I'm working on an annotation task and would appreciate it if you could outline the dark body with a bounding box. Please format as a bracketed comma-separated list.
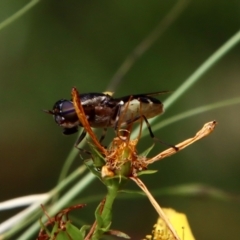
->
[46, 92, 165, 140]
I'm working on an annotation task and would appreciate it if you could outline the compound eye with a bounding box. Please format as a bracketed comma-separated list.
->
[60, 100, 74, 115]
[52, 100, 77, 125]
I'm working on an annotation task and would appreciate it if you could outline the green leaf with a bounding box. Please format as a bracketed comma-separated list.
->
[103, 174, 129, 190]
[54, 222, 84, 240]
[106, 229, 131, 239]
[79, 225, 91, 237]
[94, 202, 104, 227]
[136, 169, 158, 176]
[139, 143, 155, 157]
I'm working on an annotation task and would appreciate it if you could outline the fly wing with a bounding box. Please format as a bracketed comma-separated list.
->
[140, 90, 171, 97]
[114, 91, 170, 103]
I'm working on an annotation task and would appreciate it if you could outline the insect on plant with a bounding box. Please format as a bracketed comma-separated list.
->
[70, 87, 155, 178]
[71, 86, 217, 240]
[71, 87, 217, 177]
[44, 90, 174, 147]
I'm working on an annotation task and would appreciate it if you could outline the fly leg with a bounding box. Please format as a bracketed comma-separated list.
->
[113, 101, 125, 131]
[142, 115, 178, 151]
[112, 101, 128, 140]
[76, 127, 108, 147]
[75, 129, 87, 146]
[99, 128, 108, 143]
[74, 129, 95, 159]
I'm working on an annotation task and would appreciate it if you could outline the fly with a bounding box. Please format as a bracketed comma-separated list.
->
[44, 91, 170, 146]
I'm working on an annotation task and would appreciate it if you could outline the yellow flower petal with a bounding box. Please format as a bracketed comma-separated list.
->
[144, 208, 195, 240]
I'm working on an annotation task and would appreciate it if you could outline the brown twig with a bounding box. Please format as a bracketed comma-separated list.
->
[146, 121, 217, 164]
[130, 177, 181, 240]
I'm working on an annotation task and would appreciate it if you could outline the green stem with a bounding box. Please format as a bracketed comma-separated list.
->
[131, 28, 240, 138]
[92, 186, 118, 239]
[101, 186, 118, 225]
[164, 29, 240, 109]
[15, 170, 94, 240]
[0, 0, 40, 31]
[106, 0, 190, 91]
[2, 166, 86, 239]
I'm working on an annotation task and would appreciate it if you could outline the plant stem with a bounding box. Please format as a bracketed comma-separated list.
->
[107, 0, 190, 91]
[131, 28, 240, 139]
[0, 0, 40, 31]
[164, 29, 240, 109]
[91, 186, 118, 240]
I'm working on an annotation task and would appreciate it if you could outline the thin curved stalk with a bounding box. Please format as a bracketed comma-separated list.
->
[0, 0, 40, 31]
[107, 0, 190, 91]
[132, 29, 240, 139]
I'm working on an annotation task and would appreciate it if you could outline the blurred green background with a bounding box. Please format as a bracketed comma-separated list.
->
[0, 0, 240, 239]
